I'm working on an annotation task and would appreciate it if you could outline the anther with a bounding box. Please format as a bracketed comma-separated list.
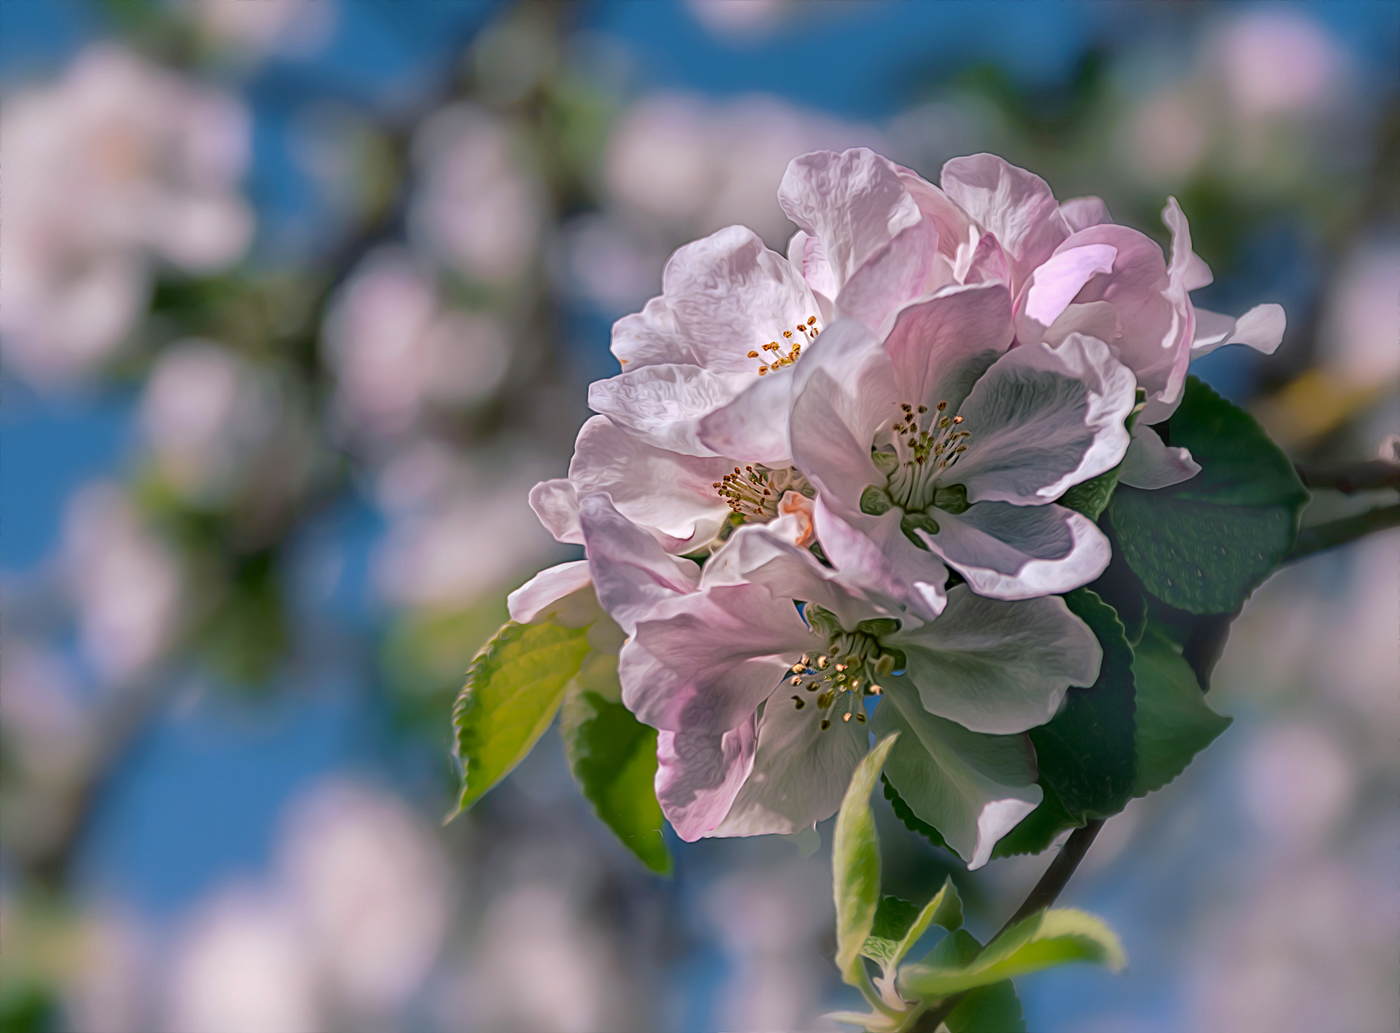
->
[842, 712, 853, 723]
[789, 676, 802, 686]
[792, 696, 806, 710]
[747, 350, 759, 358]
[807, 316, 816, 325]
[936, 401, 947, 411]
[783, 330, 793, 339]
[867, 684, 882, 696]
[820, 719, 831, 731]
[855, 712, 867, 724]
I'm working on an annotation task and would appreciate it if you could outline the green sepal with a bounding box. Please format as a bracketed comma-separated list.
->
[933, 483, 970, 514]
[900, 510, 940, 548]
[861, 485, 895, 515]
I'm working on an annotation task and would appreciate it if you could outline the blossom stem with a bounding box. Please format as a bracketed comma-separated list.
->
[909, 820, 1106, 1032]
[1286, 503, 1400, 563]
[1295, 459, 1400, 494]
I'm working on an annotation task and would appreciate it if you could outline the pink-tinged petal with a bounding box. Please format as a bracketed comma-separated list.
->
[834, 215, 939, 338]
[953, 334, 1136, 505]
[702, 318, 889, 466]
[709, 693, 869, 837]
[873, 680, 1041, 869]
[588, 363, 734, 456]
[921, 502, 1111, 600]
[888, 586, 1101, 735]
[789, 363, 894, 506]
[656, 717, 757, 842]
[529, 478, 582, 545]
[1191, 303, 1286, 358]
[1021, 243, 1118, 328]
[507, 561, 595, 625]
[883, 283, 1015, 417]
[813, 497, 949, 620]
[610, 225, 817, 377]
[577, 494, 699, 635]
[893, 164, 980, 272]
[1118, 422, 1201, 490]
[620, 581, 813, 732]
[568, 416, 731, 552]
[786, 229, 839, 310]
[778, 149, 922, 289]
[1140, 198, 1199, 423]
[1058, 196, 1110, 232]
[963, 231, 1010, 286]
[941, 154, 1069, 292]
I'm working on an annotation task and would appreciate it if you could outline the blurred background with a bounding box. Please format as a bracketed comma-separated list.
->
[1, 2, 1397, 1031]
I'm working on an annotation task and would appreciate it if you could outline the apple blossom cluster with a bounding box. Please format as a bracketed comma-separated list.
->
[497, 149, 1284, 868]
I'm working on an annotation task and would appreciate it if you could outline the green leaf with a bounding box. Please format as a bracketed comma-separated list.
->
[833, 733, 899, 985]
[1059, 464, 1121, 521]
[561, 657, 672, 874]
[1108, 377, 1308, 615]
[1131, 628, 1232, 797]
[943, 980, 1026, 1033]
[451, 619, 593, 816]
[989, 783, 1082, 860]
[1028, 589, 1136, 821]
[861, 879, 964, 971]
[900, 908, 1126, 999]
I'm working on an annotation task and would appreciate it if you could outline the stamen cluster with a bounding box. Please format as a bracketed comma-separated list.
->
[784, 648, 893, 731]
[714, 464, 809, 520]
[746, 315, 818, 375]
[886, 400, 970, 510]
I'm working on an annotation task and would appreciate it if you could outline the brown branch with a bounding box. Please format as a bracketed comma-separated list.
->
[1286, 502, 1400, 563]
[1295, 459, 1400, 494]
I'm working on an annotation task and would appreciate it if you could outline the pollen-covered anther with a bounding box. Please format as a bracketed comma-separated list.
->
[792, 695, 806, 710]
[842, 712, 853, 723]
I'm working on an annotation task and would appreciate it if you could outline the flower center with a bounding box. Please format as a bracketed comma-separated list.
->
[746, 316, 819, 375]
[713, 464, 811, 521]
[781, 614, 901, 731]
[859, 400, 973, 548]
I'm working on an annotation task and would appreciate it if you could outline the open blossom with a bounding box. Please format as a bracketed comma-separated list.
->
[790, 287, 1135, 616]
[1, 46, 253, 388]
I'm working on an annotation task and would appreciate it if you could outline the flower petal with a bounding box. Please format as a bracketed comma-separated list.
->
[833, 216, 939, 339]
[578, 494, 699, 634]
[887, 585, 1101, 735]
[1190, 303, 1286, 358]
[1020, 243, 1117, 329]
[884, 283, 1014, 417]
[588, 363, 734, 456]
[779, 149, 922, 289]
[921, 502, 1111, 600]
[506, 560, 595, 625]
[940, 154, 1068, 292]
[1058, 196, 1110, 232]
[656, 717, 757, 842]
[529, 478, 582, 545]
[611, 224, 816, 376]
[1118, 421, 1201, 490]
[873, 680, 1041, 869]
[709, 691, 869, 837]
[787, 228, 839, 311]
[569, 416, 732, 551]
[813, 497, 949, 620]
[953, 334, 1136, 505]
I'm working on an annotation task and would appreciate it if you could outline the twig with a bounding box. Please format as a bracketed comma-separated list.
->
[1286, 503, 1400, 563]
[910, 820, 1106, 1032]
[1295, 459, 1400, 494]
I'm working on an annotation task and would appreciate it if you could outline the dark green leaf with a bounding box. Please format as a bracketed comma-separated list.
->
[944, 981, 1026, 1033]
[870, 895, 923, 944]
[989, 783, 1082, 860]
[1028, 589, 1136, 821]
[1059, 464, 1121, 521]
[1108, 377, 1308, 615]
[451, 619, 593, 816]
[561, 663, 672, 874]
[1131, 628, 1232, 796]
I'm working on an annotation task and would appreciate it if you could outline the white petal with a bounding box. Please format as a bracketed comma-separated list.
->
[778, 149, 922, 289]
[528, 478, 582, 545]
[833, 216, 939, 339]
[953, 334, 1136, 505]
[887, 585, 1101, 735]
[787, 228, 839, 305]
[1058, 196, 1110, 232]
[1021, 243, 1117, 329]
[922, 502, 1111, 600]
[1139, 198, 1199, 423]
[884, 283, 1014, 416]
[873, 682, 1041, 869]
[656, 718, 757, 842]
[569, 416, 732, 552]
[578, 494, 699, 635]
[506, 560, 595, 625]
[940, 154, 1068, 292]
[1190, 303, 1286, 358]
[588, 363, 734, 456]
[813, 497, 949, 620]
[1118, 421, 1201, 490]
[611, 224, 817, 376]
[710, 691, 869, 837]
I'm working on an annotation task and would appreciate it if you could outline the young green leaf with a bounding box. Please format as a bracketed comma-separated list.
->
[561, 658, 672, 874]
[1130, 628, 1232, 797]
[1028, 589, 1137, 821]
[942, 980, 1026, 1033]
[861, 878, 964, 972]
[1108, 377, 1308, 615]
[450, 619, 593, 817]
[833, 733, 899, 986]
[900, 908, 1126, 999]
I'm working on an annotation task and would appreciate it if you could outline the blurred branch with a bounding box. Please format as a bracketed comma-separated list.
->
[1287, 503, 1400, 564]
[911, 820, 1107, 1032]
[1295, 459, 1400, 494]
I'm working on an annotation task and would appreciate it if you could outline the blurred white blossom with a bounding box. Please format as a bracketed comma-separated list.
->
[1317, 241, 1400, 391]
[186, 0, 336, 59]
[63, 484, 183, 686]
[1, 46, 253, 388]
[410, 104, 546, 285]
[323, 250, 511, 442]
